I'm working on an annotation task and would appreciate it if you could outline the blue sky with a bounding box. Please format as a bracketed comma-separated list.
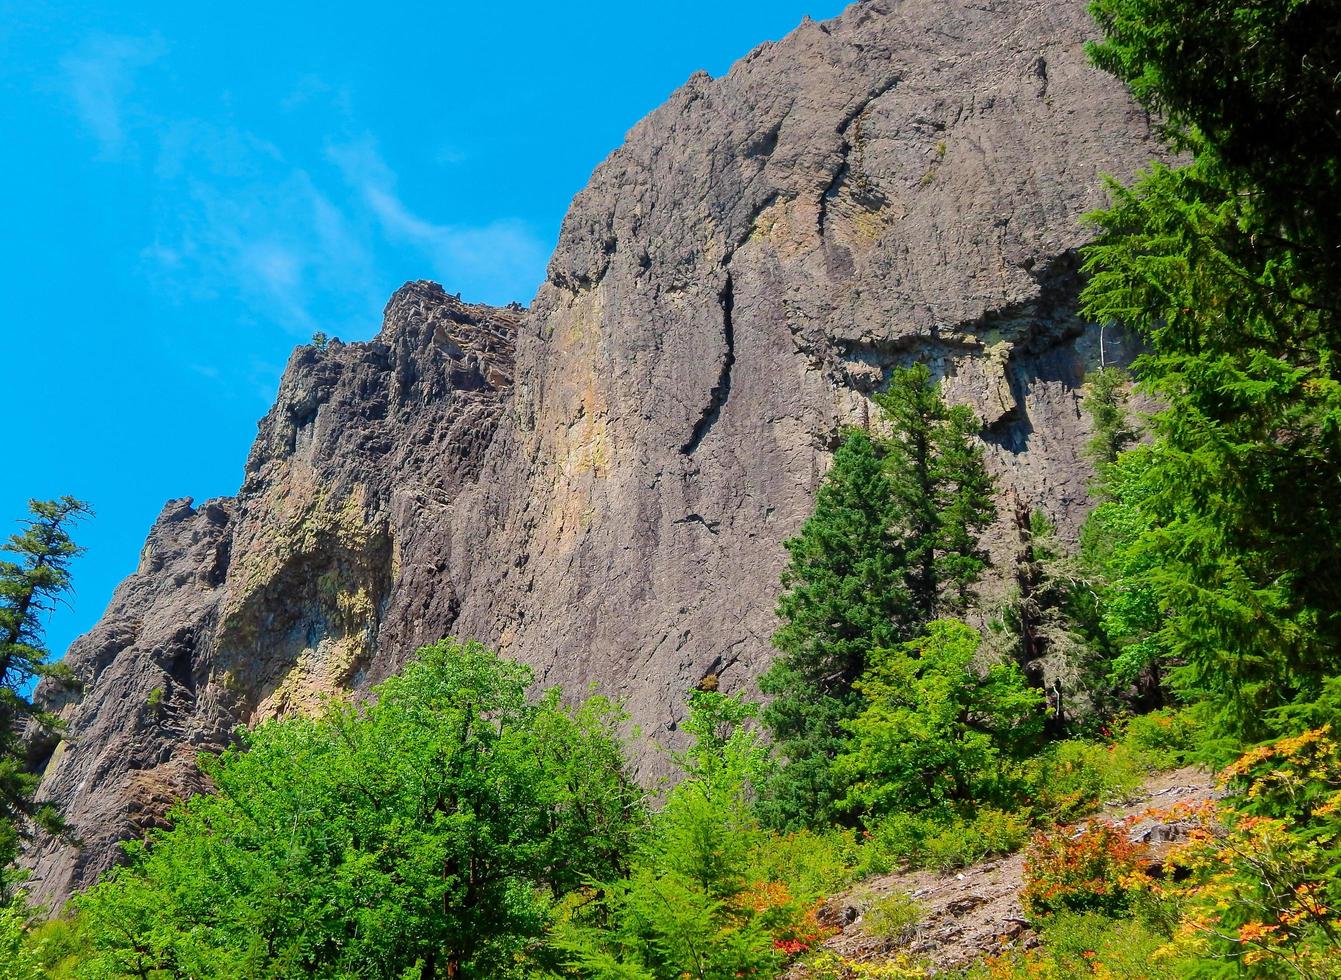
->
[2, 0, 849, 661]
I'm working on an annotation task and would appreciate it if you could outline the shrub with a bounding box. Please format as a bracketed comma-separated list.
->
[862, 891, 923, 946]
[1027, 739, 1147, 822]
[922, 808, 1030, 872]
[969, 912, 1181, 979]
[858, 807, 1031, 876]
[750, 827, 862, 902]
[1149, 726, 1341, 974]
[858, 811, 940, 874]
[1021, 819, 1147, 918]
[803, 950, 930, 978]
[1119, 708, 1200, 768]
[0, 900, 43, 980]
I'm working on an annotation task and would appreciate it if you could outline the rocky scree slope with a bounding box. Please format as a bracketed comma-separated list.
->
[27, 0, 1163, 906]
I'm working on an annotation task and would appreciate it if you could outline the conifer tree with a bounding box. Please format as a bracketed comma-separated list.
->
[759, 430, 905, 828]
[0, 496, 90, 900]
[878, 364, 996, 619]
[1081, 366, 1136, 474]
[761, 368, 996, 828]
[1081, 0, 1341, 745]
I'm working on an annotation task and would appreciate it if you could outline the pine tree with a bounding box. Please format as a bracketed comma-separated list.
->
[1081, 0, 1341, 746]
[1081, 366, 1136, 474]
[0, 497, 90, 899]
[835, 619, 1042, 818]
[761, 368, 997, 828]
[759, 430, 905, 828]
[878, 364, 996, 619]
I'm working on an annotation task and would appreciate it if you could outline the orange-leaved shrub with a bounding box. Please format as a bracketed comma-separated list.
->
[1021, 818, 1148, 918]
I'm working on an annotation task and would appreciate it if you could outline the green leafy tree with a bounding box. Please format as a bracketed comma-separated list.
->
[73, 640, 643, 979]
[1080, 0, 1341, 745]
[835, 619, 1043, 819]
[551, 691, 803, 979]
[0, 899, 44, 980]
[0, 496, 90, 900]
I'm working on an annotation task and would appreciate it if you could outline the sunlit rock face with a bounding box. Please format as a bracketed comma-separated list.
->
[26, 0, 1159, 906]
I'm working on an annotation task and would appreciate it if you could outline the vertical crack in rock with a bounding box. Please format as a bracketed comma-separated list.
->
[681, 271, 736, 455]
[24, 0, 1171, 908]
[819, 74, 901, 238]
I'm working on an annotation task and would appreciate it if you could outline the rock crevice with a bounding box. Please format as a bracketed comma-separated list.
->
[27, 0, 1164, 907]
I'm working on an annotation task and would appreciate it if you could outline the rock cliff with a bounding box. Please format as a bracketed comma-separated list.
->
[26, 0, 1162, 906]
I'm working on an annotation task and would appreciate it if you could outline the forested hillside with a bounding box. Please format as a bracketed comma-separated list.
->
[4, 0, 1341, 977]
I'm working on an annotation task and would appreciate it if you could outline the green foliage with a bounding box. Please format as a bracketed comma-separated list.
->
[1, 900, 44, 980]
[1085, 0, 1341, 271]
[968, 911, 1179, 979]
[1082, 366, 1137, 472]
[861, 891, 922, 946]
[760, 430, 905, 828]
[20, 915, 86, 980]
[857, 806, 1029, 876]
[309, 330, 329, 349]
[875, 364, 995, 618]
[1077, 448, 1166, 692]
[0, 497, 90, 899]
[73, 640, 642, 979]
[1024, 740, 1147, 824]
[745, 827, 861, 905]
[991, 509, 1112, 729]
[836, 620, 1043, 819]
[919, 808, 1030, 873]
[1119, 708, 1200, 768]
[1077, 0, 1341, 744]
[762, 367, 996, 829]
[551, 691, 810, 979]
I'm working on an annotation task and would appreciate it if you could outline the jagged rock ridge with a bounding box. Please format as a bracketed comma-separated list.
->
[27, 0, 1161, 905]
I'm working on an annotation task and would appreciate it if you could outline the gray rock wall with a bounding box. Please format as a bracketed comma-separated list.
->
[26, 0, 1160, 906]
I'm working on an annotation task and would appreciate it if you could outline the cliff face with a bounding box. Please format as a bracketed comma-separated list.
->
[27, 0, 1161, 905]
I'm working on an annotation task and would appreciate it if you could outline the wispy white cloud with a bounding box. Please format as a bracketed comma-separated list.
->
[144, 160, 378, 334]
[60, 34, 165, 159]
[60, 43, 545, 336]
[328, 136, 546, 304]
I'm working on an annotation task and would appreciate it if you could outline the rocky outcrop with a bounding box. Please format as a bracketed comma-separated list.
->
[786, 768, 1219, 974]
[26, 0, 1162, 906]
[25, 290, 519, 901]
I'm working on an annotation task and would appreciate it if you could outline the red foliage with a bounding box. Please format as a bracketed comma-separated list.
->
[1021, 818, 1148, 917]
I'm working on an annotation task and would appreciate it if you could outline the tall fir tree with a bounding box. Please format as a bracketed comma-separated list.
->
[0, 496, 91, 900]
[1081, 366, 1137, 475]
[761, 367, 996, 828]
[760, 430, 905, 828]
[1081, 0, 1341, 746]
[877, 364, 996, 620]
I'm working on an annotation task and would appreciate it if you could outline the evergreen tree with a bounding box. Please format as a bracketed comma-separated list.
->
[759, 430, 905, 829]
[835, 619, 1042, 819]
[1081, 366, 1136, 474]
[877, 364, 996, 618]
[0, 496, 90, 901]
[991, 505, 1110, 729]
[761, 367, 996, 828]
[1081, 0, 1341, 745]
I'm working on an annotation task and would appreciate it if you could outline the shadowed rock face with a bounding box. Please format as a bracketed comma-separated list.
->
[26, 0, 1160, 906]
